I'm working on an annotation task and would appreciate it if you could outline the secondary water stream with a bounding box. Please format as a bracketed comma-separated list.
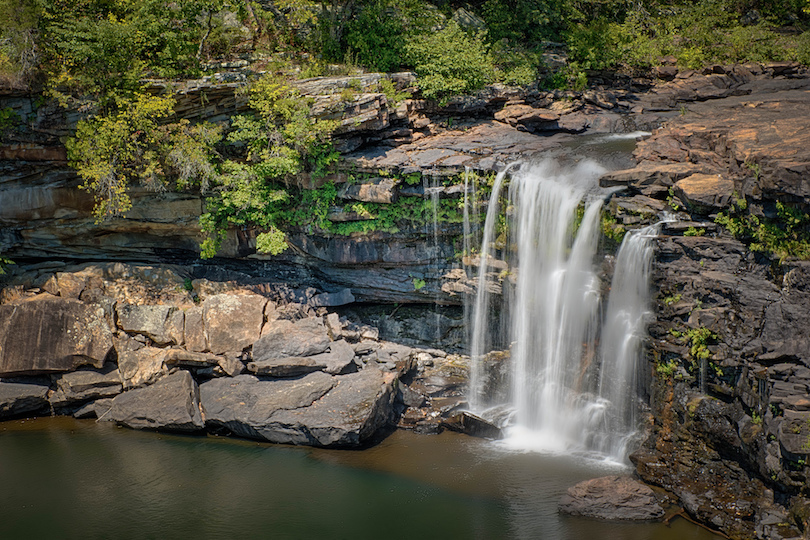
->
[0, 417, 718, 539]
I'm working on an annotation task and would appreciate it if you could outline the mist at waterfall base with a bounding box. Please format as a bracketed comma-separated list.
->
[467, 158, 660, 463]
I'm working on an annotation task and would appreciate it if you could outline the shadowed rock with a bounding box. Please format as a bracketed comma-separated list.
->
[559, 476, 664, 520]
[107, 370, 204, 432]
[49, 363, 123, 408]
[0, 378, 51, 418]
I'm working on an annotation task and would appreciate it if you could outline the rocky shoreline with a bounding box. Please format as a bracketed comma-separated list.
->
[3, 61, 810, 538]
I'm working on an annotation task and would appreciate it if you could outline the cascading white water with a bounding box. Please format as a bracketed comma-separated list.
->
[467, 158, 661, 462]
[593, 224, 661, 459]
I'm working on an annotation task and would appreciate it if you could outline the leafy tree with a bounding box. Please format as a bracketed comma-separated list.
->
[66, 93, 222, 221]
[404, 20, 495, 103]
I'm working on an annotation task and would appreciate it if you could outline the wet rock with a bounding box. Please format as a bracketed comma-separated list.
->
[558, 476, 664, 520]
[49, 363, 122, 408]
[442, 411, 502, 439]
[0, 377, 51, 418]
[203, 293, 267, 355]
[0, 295, 113, 376]
[200, 368, 397, 447]
[107, 370, 204, 432]
[254, 318, 331, 360]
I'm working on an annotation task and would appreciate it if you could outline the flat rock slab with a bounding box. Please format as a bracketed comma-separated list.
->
[107, 370, 204, 432]
[559, 476, 664, 520]
[50, 363, 123, 408]
[0, 378, 51, 418]
[0, 296, 113, 376]
[200, 368, 396, 447]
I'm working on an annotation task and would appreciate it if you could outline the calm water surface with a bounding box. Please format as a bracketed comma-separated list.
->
[0, 417, 718, 539]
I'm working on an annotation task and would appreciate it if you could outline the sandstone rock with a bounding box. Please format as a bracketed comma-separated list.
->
[117, 347, 168, 388]
[200, 368, 396, 447]
[558, 476, 664, 520]
[0, 296, 113, 376]
[183, 306, 206, 352]
[116, 303, 179, 345]
[316, 339, 357, 375]
[672, 173, 734, 213]
[254, 318, 331, 360]
[107, 370, 204, 432]
[337, 177, 398, 204]
[494, 104, 560, 131]
[49, 363, 123, 408]
[203, 293, 267, 355]
[0, 377, 50, 418]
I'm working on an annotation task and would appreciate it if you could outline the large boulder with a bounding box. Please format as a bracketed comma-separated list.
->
[558, 476, 664, 520]
[253, 318, 331, 361]
[107, 370, 204, 432]
[0, 295, 113, 376]
[200, 367, 396, 447]
[116, 303, 182, 345]
[0, 378, 51, 418]
[203, 293, 267, 355]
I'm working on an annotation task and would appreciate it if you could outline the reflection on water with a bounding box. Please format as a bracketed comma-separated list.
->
[0, 417, 718, 539]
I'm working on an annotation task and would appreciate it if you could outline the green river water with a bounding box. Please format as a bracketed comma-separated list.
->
[0, 417, 718, 539]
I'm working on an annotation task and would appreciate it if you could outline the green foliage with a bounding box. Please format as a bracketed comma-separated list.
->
[715, 195, 810, 262]
[684, 226, 706, 237]
[656, 357, 680, 379]
[0, 107, 20, 137]
[199, 73, 339, 258]
[66, 93, 222, 221]
[663, 293, 682, 306]
[0, 256, 14, 276]
[377, 78, 411, 107]
[412, 277, 426, 291]
[0, 0, 38, 88]
[685, 326, 715, 363]
[601, 211, 626, 246]
[404, 20, 495, 104]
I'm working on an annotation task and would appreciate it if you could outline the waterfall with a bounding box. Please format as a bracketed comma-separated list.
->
[593, 224, 661, 459]
[467, 158, 660, 462]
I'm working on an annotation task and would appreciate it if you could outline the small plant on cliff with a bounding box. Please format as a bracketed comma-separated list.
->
[716, 195, 810, 262]
[0, 256, 14, 276]
[412, 277, 426, 291]
[684, 226, 705, 237]
[684, 326, 715, 371]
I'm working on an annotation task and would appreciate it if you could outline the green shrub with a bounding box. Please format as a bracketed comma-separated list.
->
[404, 20, 495, 104]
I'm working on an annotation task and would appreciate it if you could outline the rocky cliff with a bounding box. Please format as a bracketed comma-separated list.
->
[3, 62, 810, 537]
